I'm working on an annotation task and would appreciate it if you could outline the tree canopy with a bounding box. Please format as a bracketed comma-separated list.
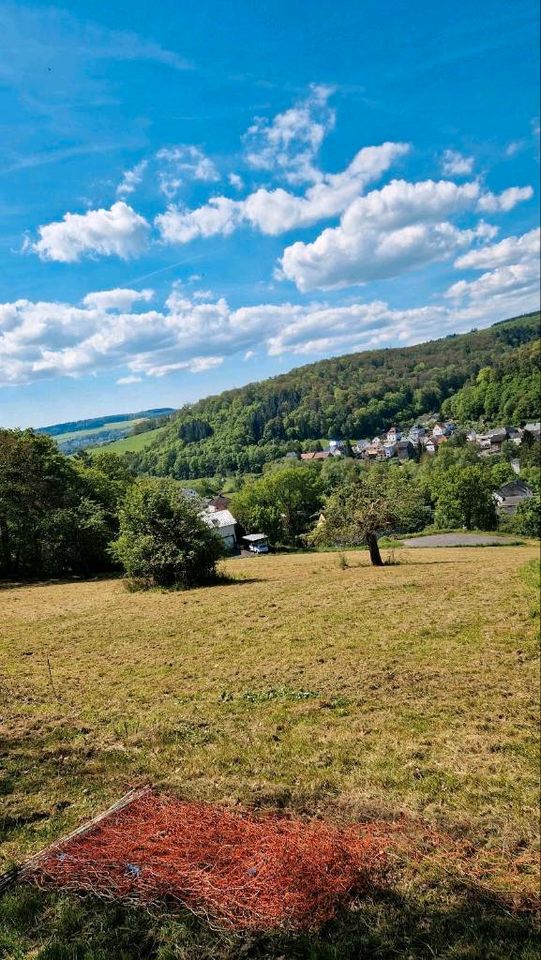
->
[309, 470, 428, 565]
[128, 313, 539, 480]
[0, 431, 128, 579]
[111, 478, 224, 589]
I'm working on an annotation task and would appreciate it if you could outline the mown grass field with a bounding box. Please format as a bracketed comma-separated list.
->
[100, 425, 167, 454]
[1, 546, 539, 959]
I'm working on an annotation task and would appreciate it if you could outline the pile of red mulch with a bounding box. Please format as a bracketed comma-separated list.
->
[31, 790, 388, 931]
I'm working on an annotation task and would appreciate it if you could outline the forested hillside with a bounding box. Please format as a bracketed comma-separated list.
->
[132, 313, 540, 479]
[441, 338, 540, 425]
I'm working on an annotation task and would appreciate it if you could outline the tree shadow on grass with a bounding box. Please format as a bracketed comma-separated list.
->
[1, 879, 538, 960]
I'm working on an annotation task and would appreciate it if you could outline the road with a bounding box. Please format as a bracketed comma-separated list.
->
[402, 533, 521, 548]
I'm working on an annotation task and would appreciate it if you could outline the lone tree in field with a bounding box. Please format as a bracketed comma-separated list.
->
[111, 478, 224, 589]
[310, 471, 428, 566]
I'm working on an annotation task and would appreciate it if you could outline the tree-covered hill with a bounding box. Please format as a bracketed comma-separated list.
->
[441, 337, 540, 425]
[131, 312, 540, 479]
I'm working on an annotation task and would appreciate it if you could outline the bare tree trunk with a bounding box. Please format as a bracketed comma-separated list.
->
[366, 532, 384, 566]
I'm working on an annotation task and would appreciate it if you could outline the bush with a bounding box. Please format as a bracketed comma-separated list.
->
[111, 478, 224, 589]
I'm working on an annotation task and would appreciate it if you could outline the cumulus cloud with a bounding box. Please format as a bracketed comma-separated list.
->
[155, 141, 410, 243]
[228, 173, 244, 190]
[447, 226, 540, 312]
[2, 276, 539, 388]
[454, 227, 540, 270]
[82, 288, 154, 311]
[242, 83, 336, 184]
[156, 145, 219, 199]
[440, 149, 475, 176]
[116, 160, 148, 197]
[476, 185, 533, 213]
[446, 262, 540, 309]
[27, 202, 150, 262]
[279, 178, 497, 291]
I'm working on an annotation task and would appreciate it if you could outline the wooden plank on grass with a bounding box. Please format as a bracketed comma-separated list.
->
[0, 784, 152, 896]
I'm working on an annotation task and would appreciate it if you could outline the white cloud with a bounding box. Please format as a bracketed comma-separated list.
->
[243, 84, 336, 184]
[505, 141, 523, 157]
[27, 202, 150, 262]
[441, 149, 474, 176]
[117, 375, 142, 384]
[155, 141, 410, 243]
[116, 160, 148, 197]
[244, 349, 256, 360]
[447, 226, 540, 312]
[446, 261, 540, 308]
[228, 173, 244, 190]
[2, 277, 538, 389]
[156, 145, 219, 199]
[82, 288, 154, 311]
[156, 196, 241, 244]
[279, 178, 496, 291]
[454, 227, 540, 270]
[477, 185, 533, 213]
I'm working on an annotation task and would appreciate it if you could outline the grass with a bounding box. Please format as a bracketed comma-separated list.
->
[99, 425, 167, 454]
[0, 546, 539, 958]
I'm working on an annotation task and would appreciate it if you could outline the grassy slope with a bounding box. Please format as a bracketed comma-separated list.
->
[1, 547, 539, 958]
[95, 425, 168, 454]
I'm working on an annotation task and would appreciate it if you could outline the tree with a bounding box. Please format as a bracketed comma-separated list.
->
[111, 478, 224, 588]
[0, 430, 126, 579]
[513, 493, 541, 538]
[231, 465, 323, 546]
[0, 429, 76, 577]
[309, 472, 427, 566]
[433, 465, 498, 531]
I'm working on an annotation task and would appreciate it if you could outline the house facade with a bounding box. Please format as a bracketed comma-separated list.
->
[494, 481, 533, 516]
[201, 507, 238, 550]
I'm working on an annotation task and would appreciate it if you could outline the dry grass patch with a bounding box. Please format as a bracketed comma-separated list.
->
[1, 547, 539, 930]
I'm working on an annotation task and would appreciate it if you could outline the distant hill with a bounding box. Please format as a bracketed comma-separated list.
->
[37, 408, 175, 454]
[128, 312, 540, 480]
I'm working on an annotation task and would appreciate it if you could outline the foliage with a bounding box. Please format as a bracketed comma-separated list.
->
[0, 430, 127, 579]
[231, 464, 323, 545]
[130, 313, 540, 480]
[431, 464, 498, 531]
[441, 337, 540, 426]
[513, 493, 541, 538]
[310, 469, 428, 564]
[37, 408, 174, 437]
[111, 477, 224, 588]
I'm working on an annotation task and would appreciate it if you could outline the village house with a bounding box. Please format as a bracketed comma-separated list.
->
[396, 439, 416, 461]
[300, 450, 332, 461]
[201, 506, 238, 551]
[408, 424, 426, 443]
[432, 422, 454, 438]
[352, 439, 371, 456]
[493, 480, 533, 516]
[386, 426, 402, 443]
[181, 487, 201, 501]
[523, 422, 541, 439]
[208, 493, 231, 511]
[383, 441, 397, 458]
[329, 439, 350, 457]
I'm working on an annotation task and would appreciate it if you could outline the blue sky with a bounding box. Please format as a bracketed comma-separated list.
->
[1, 0, 539, 428]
